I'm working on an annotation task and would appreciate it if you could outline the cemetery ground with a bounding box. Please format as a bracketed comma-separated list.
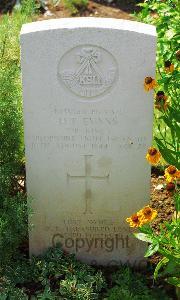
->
[37, 1, 136, 21]
[0, 0, 179, 299]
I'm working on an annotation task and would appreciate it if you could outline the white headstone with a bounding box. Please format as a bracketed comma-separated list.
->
[21, 18, 156, 266]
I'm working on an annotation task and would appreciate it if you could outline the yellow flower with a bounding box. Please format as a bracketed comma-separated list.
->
[126, 206, 158, 228]
[144, 77, 157, 91]
[164, 61, 174, 73]
[165, 165, 180, 182]
[138, 206, 157, 223]
[146, 147, 161, 165]
[126, 213, 143, 228]
[155, 91, 168, 111]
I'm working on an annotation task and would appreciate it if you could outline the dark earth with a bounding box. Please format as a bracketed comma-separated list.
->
[39, 0, 142, 21]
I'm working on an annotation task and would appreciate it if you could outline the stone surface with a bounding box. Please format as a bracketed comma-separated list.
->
[21, 18, 156, 266]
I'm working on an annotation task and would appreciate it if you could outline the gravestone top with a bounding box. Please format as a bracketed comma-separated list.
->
[21, 17, 156, 36]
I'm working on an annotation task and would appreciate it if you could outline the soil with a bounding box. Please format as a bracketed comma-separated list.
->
[38, 0, 137, 21]
[148, 169, 176, 267]
[150, 171, 175, 232]
[93, 0, 142, 13]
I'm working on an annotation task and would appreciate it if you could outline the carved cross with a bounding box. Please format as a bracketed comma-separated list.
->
[67, 155, 109, 214]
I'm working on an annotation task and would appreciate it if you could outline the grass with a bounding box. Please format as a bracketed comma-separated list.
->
[0, 0, 37, 268]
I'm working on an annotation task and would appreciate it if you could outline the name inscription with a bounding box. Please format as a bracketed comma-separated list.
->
[27, 107, 147, 152]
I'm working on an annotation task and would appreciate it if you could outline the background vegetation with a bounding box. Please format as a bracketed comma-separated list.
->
[63, 0, 88, 14]
[0, 0, 38, 267]
[135, 0, 180, 168]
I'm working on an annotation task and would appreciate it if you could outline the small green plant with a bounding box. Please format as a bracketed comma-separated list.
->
[126, 192, 180, 290]
[0, 278, 28, 300]
[0, 244, 171, 299]
[1, 245, 106, 299]
[106, 267, 170, 300]
[134, 2, 180, 291]
[63, 0, 88, 15]
[135, 0, 180, 168]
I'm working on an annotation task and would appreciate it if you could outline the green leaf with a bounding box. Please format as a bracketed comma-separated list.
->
[168, 108, 180, 123]
[136, 3, 147, 7]
[165, 29, 176, 39]
[162, 260, 180, 277]
[154, 257, 169, 280]
[155, 137, 178, 166]
[134, 233, 153, 243]
[166, 277, 180, 287]
[144, 243, 159, 257]
[139, 224, 153, 234]
[174, 193, 180, 213]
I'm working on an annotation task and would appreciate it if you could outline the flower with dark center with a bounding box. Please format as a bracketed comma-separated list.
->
[146, 147, 161, 165]
[126, 206, 158, 227]
[145, 77, 153, 84]
[165, 61, 171, 67]
[138, 206, 157, 223]
[156, 91, 165, 99]
[126, 213, 143, 228]
[144, 76, 157, 91]
[155, 91, 168, 111]
[168, 166, 177, 175]
[164, 60, 174, 73]
[143, 207, 153, 217]
[165, 165, 180, 182]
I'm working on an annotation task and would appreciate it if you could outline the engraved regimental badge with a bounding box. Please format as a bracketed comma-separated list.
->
[58, 45, 118, 98]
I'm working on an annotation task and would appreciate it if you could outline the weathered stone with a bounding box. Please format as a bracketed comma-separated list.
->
[21, 18, 156, 266]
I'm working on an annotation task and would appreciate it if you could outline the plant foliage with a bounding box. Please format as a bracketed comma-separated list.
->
[63, 0, 88, 15]
[135, 0, 180, 168]
[0, 0, 36, 267]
